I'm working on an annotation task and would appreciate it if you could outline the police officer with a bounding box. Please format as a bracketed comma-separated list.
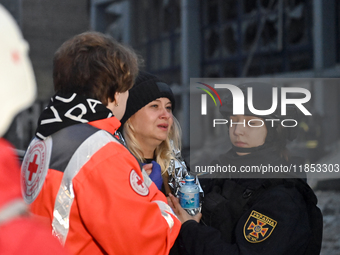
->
[169, 83, 323, 255]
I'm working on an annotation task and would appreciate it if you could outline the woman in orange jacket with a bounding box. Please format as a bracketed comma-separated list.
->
[21, 31, 180, 255]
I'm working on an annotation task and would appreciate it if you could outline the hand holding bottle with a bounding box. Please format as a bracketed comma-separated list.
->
[168, 193, 202, 224]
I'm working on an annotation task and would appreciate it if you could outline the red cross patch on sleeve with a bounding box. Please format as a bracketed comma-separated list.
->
[243, 210, 277, 243]
[21, 137, 52, 204]
[130, 169, 149, 196]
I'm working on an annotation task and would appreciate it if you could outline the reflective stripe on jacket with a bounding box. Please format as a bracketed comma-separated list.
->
[23, 117, 180, 254]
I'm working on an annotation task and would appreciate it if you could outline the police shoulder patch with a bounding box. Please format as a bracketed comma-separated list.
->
[243, 210, 277, 243]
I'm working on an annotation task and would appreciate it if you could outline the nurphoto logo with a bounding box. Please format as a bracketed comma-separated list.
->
[196, 82, 223, 115]
[197, 83, 312, 128]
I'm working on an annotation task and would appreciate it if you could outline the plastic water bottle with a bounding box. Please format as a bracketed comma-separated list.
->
[178, 175, 200, 216]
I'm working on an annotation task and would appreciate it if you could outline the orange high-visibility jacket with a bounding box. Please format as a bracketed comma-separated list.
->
[0, 138, 69, 255]
[21, 117, 180, 254]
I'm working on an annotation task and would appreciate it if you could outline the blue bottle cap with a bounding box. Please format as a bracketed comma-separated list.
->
[185, 175, 195, 182]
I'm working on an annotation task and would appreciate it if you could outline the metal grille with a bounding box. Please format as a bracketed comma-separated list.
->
[200, 0, 313, 77]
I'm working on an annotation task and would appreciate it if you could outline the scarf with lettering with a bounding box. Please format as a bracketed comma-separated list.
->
[35, 92, 113, 140]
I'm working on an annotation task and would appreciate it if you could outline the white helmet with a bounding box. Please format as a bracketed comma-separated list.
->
[0, 5, 36, 137]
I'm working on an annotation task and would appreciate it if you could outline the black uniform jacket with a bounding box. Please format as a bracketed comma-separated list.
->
[177, 148, 321, 255]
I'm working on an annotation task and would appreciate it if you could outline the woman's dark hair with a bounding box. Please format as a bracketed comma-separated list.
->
[275, 125, 290, 161]
[53, 31, 139, 105]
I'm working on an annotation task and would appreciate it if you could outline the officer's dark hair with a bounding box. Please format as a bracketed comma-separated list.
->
[275, 124, 289, 160]
[53, 31, 139, 105]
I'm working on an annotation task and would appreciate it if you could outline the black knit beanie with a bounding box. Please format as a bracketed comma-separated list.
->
[120, 71, 175, 126]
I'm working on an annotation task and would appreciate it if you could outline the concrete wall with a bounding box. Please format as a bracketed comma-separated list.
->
[22, 0, 90, 100]
[2, 0, 90, 149]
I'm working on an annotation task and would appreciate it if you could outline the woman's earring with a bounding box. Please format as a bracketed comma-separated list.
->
[115, 103, 119, 107]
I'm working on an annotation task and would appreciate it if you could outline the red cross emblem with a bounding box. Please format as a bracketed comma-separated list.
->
[136, 176, 144, 188]
[11, 50, 21, 64]
[21, 137, 52, 204]
[28, 154, 39, 181]
[130, 169, 149, 196]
